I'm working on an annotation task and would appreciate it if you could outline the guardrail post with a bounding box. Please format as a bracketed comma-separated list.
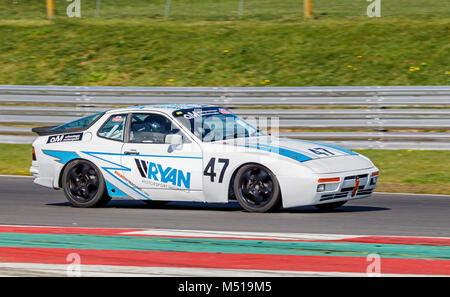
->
[304, 0, 313, 20]
[46, 0, 55, 19]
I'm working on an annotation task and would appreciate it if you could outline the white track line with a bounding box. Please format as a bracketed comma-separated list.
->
[0, 174, 33, 178]
[2, 224, 450, 240]
[375, 192, 450, 197]
[0, 263, 444, 277]
[121, 229, 364, 241]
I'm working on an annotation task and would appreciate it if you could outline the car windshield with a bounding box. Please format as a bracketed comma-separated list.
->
[172, 107, 265, 142]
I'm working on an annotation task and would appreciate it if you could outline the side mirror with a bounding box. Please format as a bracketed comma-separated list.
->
[165, 134, 183, 145]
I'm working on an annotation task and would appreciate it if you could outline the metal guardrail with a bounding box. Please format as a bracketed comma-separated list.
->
[0, 85, 449, 149]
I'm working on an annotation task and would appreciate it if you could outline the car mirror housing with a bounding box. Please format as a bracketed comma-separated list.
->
[166, 134, 183, 152]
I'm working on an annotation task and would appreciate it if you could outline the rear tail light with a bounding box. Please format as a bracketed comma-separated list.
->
[32, 146, 36, 161]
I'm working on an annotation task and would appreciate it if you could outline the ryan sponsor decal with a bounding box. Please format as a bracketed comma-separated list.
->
[134, 158, 191, 189]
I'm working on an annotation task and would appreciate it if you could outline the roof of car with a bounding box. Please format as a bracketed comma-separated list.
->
[105, 104, 217, 114]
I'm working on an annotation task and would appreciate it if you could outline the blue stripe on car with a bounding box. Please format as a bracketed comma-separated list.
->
[289, 139, 358, 156]
[105, 180, 128, 198]
[42, 150, 80, 164]
[241, 144, 312, 162]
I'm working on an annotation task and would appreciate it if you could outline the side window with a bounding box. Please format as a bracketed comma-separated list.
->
[129, 113, 188, 144]
[97, 114, 127, 141]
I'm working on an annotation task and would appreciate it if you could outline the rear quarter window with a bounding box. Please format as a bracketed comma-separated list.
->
[51, 112, 104, 131]
[97, 114, 127, 141]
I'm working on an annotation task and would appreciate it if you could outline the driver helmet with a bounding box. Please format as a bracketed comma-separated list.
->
[144, 115, 168, 133]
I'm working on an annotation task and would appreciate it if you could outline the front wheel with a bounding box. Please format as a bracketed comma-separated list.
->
[313, 201, 346, 211]
[233, 164, 281, 213]
[62, 159, 111, 207]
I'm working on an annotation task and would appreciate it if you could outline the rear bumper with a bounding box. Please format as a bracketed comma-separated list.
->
[30, 163, 54, 188]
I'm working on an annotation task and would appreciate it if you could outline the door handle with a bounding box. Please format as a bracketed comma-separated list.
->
[124, 150, 140, 155]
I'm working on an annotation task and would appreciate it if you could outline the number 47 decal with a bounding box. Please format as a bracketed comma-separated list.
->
[204, 158, 229, 183]
[308, 147, 335, 156]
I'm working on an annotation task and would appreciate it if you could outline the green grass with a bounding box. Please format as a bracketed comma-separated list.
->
[355, 149, 450, 195]
[0, 144, 448, 195]
[0, 144, 31, 176]
[2, 0, 449, 20]
[0, 1, 448, 86]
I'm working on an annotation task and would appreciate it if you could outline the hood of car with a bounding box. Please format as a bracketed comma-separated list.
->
[221, 136, 358, 162]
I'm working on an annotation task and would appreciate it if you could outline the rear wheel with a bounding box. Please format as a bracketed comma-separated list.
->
[233, 164, 281, 213]
[62, 160, 111, 207]
[313, 201, 346, 211]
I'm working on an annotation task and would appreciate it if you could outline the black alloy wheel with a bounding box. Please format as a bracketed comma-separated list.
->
[62, 160, 110, 207]
[233, 164, 281, 213]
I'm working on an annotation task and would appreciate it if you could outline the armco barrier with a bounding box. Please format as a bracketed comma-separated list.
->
[0, 85, 449, 149]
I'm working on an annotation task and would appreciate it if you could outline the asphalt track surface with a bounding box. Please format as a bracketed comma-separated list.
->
[0, 176, 449, 237]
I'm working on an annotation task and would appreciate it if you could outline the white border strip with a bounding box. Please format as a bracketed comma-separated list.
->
[0, 174, 33, 178]
[120, 229, 364, 241]
[0, 263, 444, 277]
[1, 224, 450, 240]
[375, 192, 450, 197]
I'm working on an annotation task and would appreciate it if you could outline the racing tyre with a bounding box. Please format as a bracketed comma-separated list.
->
[313, 201, 346, 211]
[234, 164, 281, 213]
[62, 159, 111, 208]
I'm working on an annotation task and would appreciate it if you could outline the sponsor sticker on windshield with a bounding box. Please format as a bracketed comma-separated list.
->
[173, 107, 234, 120]
[219, 108, 233, 115]
[112, 116, 124, 122]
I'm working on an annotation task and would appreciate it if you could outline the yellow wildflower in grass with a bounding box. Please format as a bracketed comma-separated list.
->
[223, 50, 229, 53]
[445, 71, 450, 75]
[357, 56, 363, 59]
[167, 78, 174, 82]
[347, 65, 353, 68]
[264, 79, 270, 83]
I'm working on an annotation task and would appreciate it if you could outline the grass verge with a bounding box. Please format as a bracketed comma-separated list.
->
[0, 144, 448, 195]
[0, 1, 448, 86]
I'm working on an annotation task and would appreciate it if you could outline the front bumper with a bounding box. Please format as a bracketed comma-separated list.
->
[312, 168, 379, 205]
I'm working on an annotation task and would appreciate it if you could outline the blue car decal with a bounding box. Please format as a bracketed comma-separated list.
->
[44, 150, 202, 201]
[42, 150, 80, 164]
[239, 143, 313, 162]
[289, 139, 358, 156]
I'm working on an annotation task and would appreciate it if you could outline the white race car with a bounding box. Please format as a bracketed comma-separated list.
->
[30, 104, 379, 212]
